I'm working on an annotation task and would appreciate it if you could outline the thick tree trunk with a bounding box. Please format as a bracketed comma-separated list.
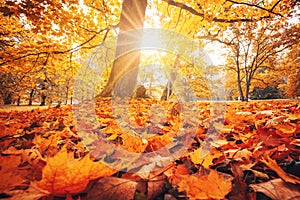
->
[4, 93, 12, 105]
[99, 0, 148, 98]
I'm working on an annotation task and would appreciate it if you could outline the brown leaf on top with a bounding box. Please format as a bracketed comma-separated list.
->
[261, 156, 300, 184]
[250, 178, 300, 200]
[5, 183, 50, 200]
[33, 145, 117, 196]
[228, 163, 248, 200]
[84, 177, 138, 200]
[147, 174, 167, 200]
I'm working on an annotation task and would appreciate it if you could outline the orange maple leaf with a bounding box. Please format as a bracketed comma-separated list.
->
[170, 168, 233, 199]
[34, 145, 117, 196]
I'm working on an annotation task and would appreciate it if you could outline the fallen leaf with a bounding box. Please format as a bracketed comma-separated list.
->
[5, 183, 50, 200]
[261, 156, 300, 184]
[224, 148, 252, 161]
[147, 174, 167, 200]
[170, 168, 233, 199]
[228, 162, 248, 200]
[2, 146, 46, 167]
[84, 177, 137, 200]
[239, 165, 269, 180]
[250, 179, 300, 200]
[190, 147, 222, 168]
[34, 145, 117, 195]
[0, 155, 26, 193]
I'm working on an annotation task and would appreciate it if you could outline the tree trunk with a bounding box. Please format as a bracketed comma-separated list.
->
[245, 81, 250, 101]
[4, 93, 12, 105]
[161, 81, 173, 101]
[161, 55, 179, 100]
[17, 95, 20, 106]
[235, 48, 245, 101]
[99, 0, 148, 98]
[65, 85, 69, 105]
[237, 78, 244, 101]
[40, 93, 46, 106]
[29, 89, 35, 105]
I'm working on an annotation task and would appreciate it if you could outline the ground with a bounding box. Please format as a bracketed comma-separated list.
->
[0, 99, 299, 200]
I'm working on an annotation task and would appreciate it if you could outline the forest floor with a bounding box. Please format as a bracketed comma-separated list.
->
[0, 98, 299, 200]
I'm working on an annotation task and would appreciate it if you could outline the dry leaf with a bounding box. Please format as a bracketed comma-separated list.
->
[34, 145, 117, 195]
[171, 168, 233, 199]
[147, 174, 167, 200]
[5, 183, 50, 200]
[190, 147, 222, 168]
[84, 177, 137, 200]
[261, 156, 300, 184]
[250, 179, 300, 200]
[0, 155, 26, 192]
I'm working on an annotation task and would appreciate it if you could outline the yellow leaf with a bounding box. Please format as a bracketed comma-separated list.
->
[190, 147, 222, 168]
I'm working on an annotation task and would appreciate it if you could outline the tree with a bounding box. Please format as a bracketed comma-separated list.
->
[0, 0, 297, 101]
[99, 0, 295, 98]
[99, 0, 147, 97]
[224, 20, 299, 101]
[278, 35, 300, 98]
[161, 55, 179, 100]
[1, 0, 117, 102]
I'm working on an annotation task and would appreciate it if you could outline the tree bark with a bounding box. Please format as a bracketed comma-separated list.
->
[40, 93, 46, 106]
[161, 55, 179, 100]
[28, 89, 35, 105]
[17, 95, 20, 106]
[4, 93, 12, 105]
[235, 46, 245, 101]
[99, 0, 148, 98]
[65, 85, 69, 105]
[245, 81, 250, 101]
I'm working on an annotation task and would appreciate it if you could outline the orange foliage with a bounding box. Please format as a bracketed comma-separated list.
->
[0, 100, 299, 199]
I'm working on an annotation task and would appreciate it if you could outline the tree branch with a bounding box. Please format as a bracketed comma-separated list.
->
[0, 25, 117, 67]
[162, 0, 275, 23]
[226, 0, 283, 17]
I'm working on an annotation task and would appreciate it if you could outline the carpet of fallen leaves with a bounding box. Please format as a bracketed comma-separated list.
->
[0, 98, 299, 200]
